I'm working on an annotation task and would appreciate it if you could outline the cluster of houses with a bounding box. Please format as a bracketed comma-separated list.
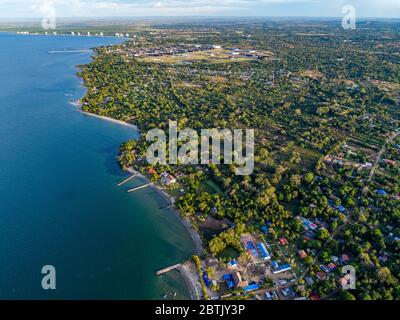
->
[324, 155, 372, 171]
[124, 44, 215, 58]
[147, 168, 178, 187]
[243, 238, 271, 261]
[226, 47, 272, 60]
[222, 271, 261, 294]
[382, 158, 396, 166]
[120, 43, 271, 61]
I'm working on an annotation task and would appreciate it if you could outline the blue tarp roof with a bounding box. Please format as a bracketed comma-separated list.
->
[243, 284, 259, 292]
[257, 242, 270, 259]
[228, 259, 237, 266]
[223, 274, 232, 280]
[247, 241, 255, 249]
[274, 263, 291, 272]
[202, 270, 210, 287]
[377, 189, 387, 195]
[223, 274, 235, 289]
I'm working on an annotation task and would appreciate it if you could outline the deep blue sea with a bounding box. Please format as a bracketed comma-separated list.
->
[0, 33, 194, 299]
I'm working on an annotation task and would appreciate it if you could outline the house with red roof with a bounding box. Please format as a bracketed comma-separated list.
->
[279, 237, 288, 246]
[316, 271, 327, 281]
[298, 250, 308, 259]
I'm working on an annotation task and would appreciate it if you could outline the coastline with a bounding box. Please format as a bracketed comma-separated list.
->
[74, 104, 204, 300]
[124, 167, 204, 300]
[74, 49, 204, 301]
[73, 101, 204, 256]
[178, 262, 202, 300]
[1, 30, 126, 39]
[126, 168, 204, 257]
[70, 99, 138, 130]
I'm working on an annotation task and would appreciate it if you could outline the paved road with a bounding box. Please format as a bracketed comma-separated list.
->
[368, 130, 400, 182]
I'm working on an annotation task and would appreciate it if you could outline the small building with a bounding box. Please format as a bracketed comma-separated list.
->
[310, 293, 321, 300]
[278, 237, 288, 246]
[320, 265, 330, 273]
[338, 274, 352, 287]
[341, 254, 350, 264]
[316, 272, 327, 281]
[257, 242, 271, 260]
[376, 189, 388, 196]
[205, 258, 218, 267]
[383, 159, 396, 166]
[227, 259, 238, 269]
[327, 263, 337, 271]
[298, 250, 308, 259]
[232, 272, 248, 288]
[261, 225, 269, 234]
[305, 277, 315, 286]
[272, 263, 292, 274]
[161, 172, 176, 186]
[331, 255, 339, 263]
[243, 284, 259, 292]
[223, 274, 235, 289]
[300, 217, 318, 231]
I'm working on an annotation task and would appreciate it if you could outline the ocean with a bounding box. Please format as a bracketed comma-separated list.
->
[0, 32, 194, 299]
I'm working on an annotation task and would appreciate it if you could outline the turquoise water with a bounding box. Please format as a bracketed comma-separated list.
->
[0, 33, 194, 299]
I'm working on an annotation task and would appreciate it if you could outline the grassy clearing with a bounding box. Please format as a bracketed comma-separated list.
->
[203, 179, 223, 194]
[140, 49, 255, 64]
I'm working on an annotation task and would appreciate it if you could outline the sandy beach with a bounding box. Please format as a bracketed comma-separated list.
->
[73, 104, 139, 130]
[178, 262, 202, 300]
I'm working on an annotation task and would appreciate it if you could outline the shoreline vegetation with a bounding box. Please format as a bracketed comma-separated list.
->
[73, 99, 203, 300]
[73, 99, 204, 255]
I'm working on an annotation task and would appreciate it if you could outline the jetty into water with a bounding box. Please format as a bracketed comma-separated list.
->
[48, 49, 92, 54]
[116, 174, 137, 187]
[127, 183, 153, 193]
[156, 264, 182, 276]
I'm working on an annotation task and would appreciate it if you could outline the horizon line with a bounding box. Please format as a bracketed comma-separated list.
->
[0, 15, 399, 20]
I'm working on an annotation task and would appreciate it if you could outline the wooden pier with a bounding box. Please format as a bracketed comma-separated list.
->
[127, 183, 153, 193]
[156, 264, 182, 276]
[116, 174, 137, 187]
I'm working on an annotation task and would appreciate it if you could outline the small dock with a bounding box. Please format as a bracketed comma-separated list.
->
[127, 183, 153, 193]
[48, 49, 92, 54]
[156, 264, 182, 276]
[116, 174, 137, 187]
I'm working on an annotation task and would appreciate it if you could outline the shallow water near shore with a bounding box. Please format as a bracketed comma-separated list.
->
[0, 33, 194, 299]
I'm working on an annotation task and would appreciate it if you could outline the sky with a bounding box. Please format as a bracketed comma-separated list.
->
[0, 0, 399, 18]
